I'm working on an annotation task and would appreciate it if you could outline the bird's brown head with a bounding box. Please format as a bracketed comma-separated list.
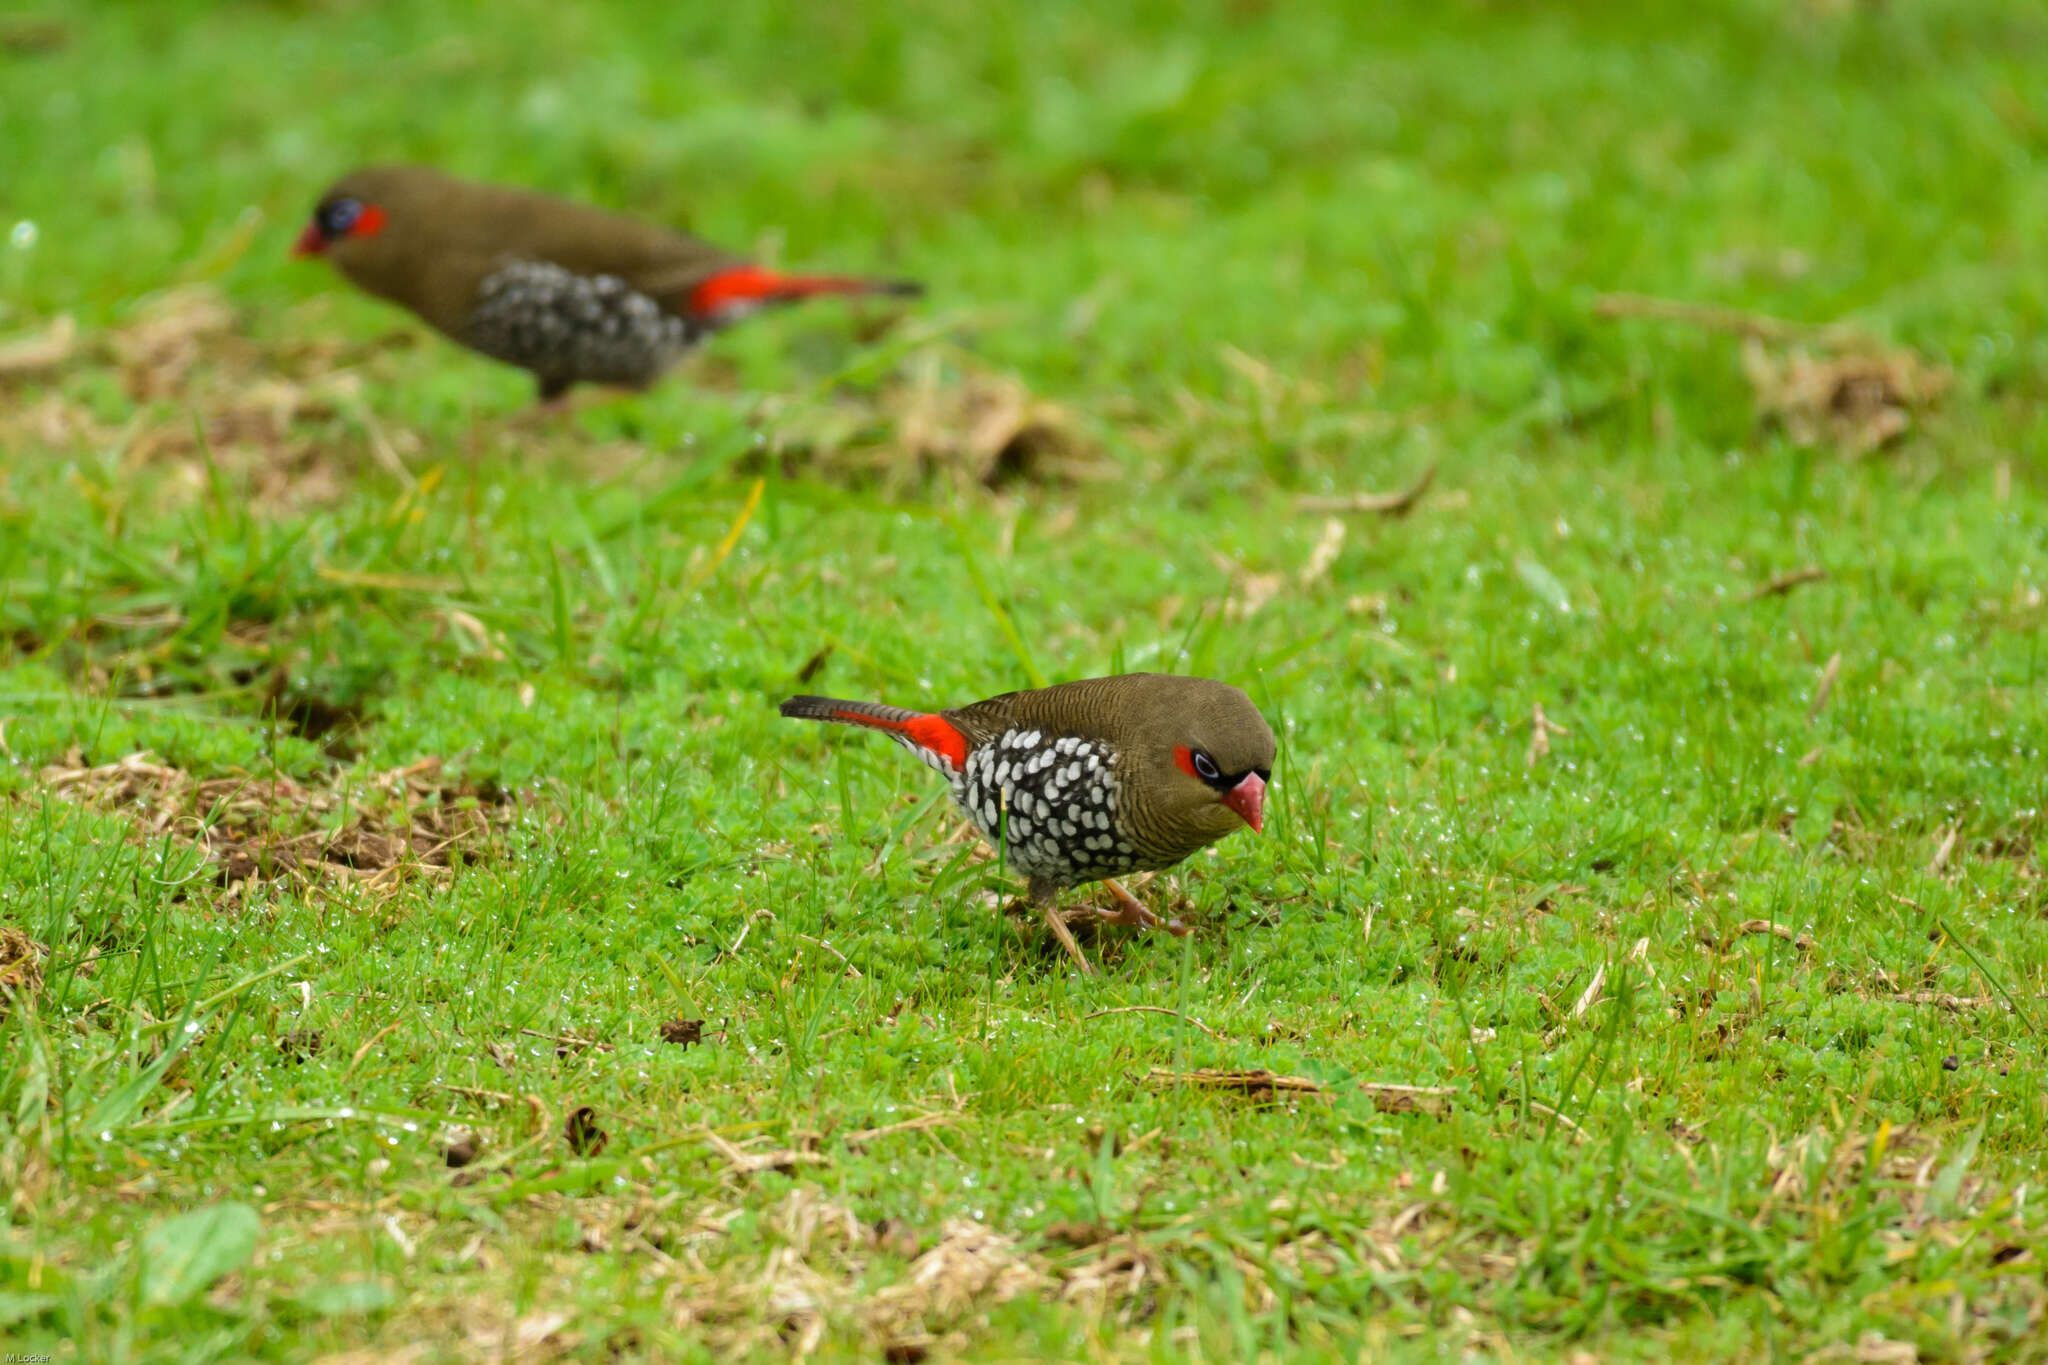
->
[1129, 676, 1276, 840]
[291, 166, 456, 278]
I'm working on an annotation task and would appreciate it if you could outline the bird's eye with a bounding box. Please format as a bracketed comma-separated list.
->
[1192, 750, 1221, 782]
[317, 197, 363, 239]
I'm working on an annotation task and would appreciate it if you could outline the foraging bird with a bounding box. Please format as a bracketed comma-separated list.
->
[292, 165, 921, 403]
[780, 675, 1274, 966]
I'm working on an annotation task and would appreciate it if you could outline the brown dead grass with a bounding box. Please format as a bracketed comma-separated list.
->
[869, 1220, 1044, 1340]
[289, 1114, 2041, 1360]
[1143, 1068, 1454, 1117]
[7, 295, 1098, 505]
[1758, 1123, 2012, 1231]
[35, 749, 521, 905]
[1295, 463, 1436, 517]
[1592, 292, 1950, 456]
[0, 287, 419, 512]
[0, 313, 77, 377]
[1741, 338, 1950, 457]
[1145, 1066, 1330, 1099]
[0, 926, 47, 1014]
[757, 346, 1107, 491]
[659, 1193, 1045, 1358]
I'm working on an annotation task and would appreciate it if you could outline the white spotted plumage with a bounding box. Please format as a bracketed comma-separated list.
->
[464, 260, 704, 393]
[954, 728, 1131, 887]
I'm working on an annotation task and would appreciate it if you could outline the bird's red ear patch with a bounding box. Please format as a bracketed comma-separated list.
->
[294, 201, 386, 258]
[1174, 745, 1199, 780]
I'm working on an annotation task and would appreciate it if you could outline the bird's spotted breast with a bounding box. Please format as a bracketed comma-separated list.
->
[953, 729, 1139, 887]
[464, 260, 701, 389]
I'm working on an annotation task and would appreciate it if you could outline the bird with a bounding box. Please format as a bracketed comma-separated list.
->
[291, 165, 921, 404]
[780, 674, 1275, 970]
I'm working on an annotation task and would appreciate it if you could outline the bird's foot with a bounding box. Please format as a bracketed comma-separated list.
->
[1097, 879, 1190, 936]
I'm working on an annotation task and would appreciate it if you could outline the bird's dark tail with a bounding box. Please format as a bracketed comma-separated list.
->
[779, 695, 924, 728]
[778, 695, 967, 772]
[689, 266, 922, 320]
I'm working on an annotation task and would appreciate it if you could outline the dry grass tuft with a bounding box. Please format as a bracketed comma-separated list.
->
[1143, 1067, 1453, 1115]
[1145, 1067, 1327, 1100]
[761, 347, 1105, 490]
[461, 1307, 576, 1365]
[36, 750, 522, 904]
[110, 285, 239, 400]
[0, 288, 419, 510]
[1592, 292, 1949, 455]
[895, 353, 1096, 489]
[1741, 339, 1949, 457]
[1295, 463, 1436, 517]
[1744, 565, 1827, 601]
[0, 926, 47, 1013]
[703, 1130, 829, 1179]
[0, 313, 77, 378]
[1763, 1124, 1948, 1206]
[1361, 1082, 1456, 1117]
[767, 1188, 867, 1260]
[662, 1197, 1041, 1358]
[1058, 1236, 1167, 1321]
[1526, 702, 1568, 768]
[869, 1220, 1044, 1339]
[1702, 919, 1817, 952]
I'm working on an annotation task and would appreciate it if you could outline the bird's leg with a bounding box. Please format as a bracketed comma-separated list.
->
[528, 374, 576, 417]
[1098, 879, 1191, 937]
[1030, 876, 1095, 975]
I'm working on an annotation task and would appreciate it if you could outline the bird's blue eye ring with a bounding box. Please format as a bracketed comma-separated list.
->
[318, 197, 363, 239]
[1192, 750, 1221, 782]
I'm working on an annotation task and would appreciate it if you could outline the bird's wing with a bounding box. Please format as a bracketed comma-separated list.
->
[468, 186, 742, 310]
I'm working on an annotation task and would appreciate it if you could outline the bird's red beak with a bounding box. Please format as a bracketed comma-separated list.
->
[291, 222, 326, 258]
[1223, 772, 1266, 834]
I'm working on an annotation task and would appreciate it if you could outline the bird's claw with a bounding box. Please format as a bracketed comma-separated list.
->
[1097, 879, 1185, 934]
[1094, 899, 1160, 930]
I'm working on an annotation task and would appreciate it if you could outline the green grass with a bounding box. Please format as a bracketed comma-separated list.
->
[3, 0, 2047, 1359]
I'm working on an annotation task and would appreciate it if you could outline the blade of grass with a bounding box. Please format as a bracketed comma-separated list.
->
[947, 514, 1045, 689]
[687, 477, 766, 590]
[1935, 917, 2039, 1036]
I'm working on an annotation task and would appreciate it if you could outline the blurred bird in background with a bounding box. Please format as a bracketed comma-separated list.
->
[293, 165, 921, 404]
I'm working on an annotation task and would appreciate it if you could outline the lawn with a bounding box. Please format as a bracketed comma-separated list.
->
[2, 0, 2046, 1359]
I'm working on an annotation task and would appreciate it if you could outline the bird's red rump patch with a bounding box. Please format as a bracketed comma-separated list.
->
[1173, 745, 1199, 780]
[830, 708, 968, 773]
[688, 265, 867, 318]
